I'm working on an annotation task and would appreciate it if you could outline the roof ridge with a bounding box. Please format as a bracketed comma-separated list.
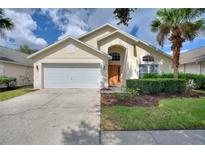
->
[0, 45, 20, 52]
[0, 45, 30, 57]
[78, 23, 118, 39]
[181, 45, 205, 55]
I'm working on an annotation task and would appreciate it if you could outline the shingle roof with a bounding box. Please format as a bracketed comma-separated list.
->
[180, 46, 205, 64]
[0, 46, 33, 66]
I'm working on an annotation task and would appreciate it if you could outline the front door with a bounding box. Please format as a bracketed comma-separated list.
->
[108, 65, 121, 86]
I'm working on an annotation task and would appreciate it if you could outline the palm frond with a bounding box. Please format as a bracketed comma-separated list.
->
[151, 18, 161, 32]
[181, 8, 205, 22]
[0, 18, 14, 30]
[181, 19, 205, 41]
[156, 24, 170, 47]
[0, 9, 14, 37]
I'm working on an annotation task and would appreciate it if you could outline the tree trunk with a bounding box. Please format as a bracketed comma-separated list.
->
[172, 46, 180, 79]
[170, 27, 184, 79]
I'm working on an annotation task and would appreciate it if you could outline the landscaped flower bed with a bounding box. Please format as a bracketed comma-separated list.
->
[101, 90, 205, 107]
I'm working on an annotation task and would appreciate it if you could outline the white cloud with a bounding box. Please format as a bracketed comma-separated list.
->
[0, 9, 47, 49]
[40, 8, 117, 40]
[40, 9, 88, 39]
[40, 8, 162, 48]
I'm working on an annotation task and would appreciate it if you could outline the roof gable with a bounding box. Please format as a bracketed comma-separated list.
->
[97, 29, 172, 59]
[78, 23, 117, 40]
[28, 36, 111, 60]
[97, 30, 138, 45]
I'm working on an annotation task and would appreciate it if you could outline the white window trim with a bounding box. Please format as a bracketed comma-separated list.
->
[139, 64, 159, 77]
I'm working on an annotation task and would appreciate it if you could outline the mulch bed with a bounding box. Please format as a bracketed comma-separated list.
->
[101, 91, 205, 107]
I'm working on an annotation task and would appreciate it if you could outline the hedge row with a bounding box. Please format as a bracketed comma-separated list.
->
[142, 73, 205, 89]
[126, 79, 186, 94]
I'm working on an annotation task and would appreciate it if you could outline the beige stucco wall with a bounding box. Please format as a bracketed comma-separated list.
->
[179, 61, 205, 75]
[98, 34, 172, 87]
[31, 26, 173, 89]
[0, 61, 33, 86]
[79, 26, 116, 48]
[136, 42, 173, 74]
[32, 39, 106, 89]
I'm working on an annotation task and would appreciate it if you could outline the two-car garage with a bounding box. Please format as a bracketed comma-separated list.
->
[29, 37, 109, 89]
[43, 63, 101, 88]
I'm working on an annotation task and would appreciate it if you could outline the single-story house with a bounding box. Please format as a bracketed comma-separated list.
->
[28, 23, 172, 89]
[179, 46, 205, 75]
[0, 46, 33, 86]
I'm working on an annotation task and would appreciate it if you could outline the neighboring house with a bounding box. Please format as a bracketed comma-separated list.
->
[0, 46, 33, 86]
[179, 46, 205, 75]
[28, 23, 172, 89]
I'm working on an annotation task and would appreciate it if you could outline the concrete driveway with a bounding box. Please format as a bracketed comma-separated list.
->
[0, 89, 100, 145]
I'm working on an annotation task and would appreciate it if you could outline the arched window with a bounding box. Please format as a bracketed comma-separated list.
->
[143, 55, 154, 62]
[109, 52, 120, 61]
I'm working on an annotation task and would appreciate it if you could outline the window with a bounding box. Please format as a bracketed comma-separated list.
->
[109, 52, 120, 61]
[143, 55, 154, 62]
[139, 64, 158, 77]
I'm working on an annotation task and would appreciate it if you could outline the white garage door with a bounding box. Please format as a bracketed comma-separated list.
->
[43, 63, 101, 88]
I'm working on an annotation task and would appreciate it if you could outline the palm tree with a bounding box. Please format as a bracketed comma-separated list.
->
[0, 9, 14, 37]
[151, 9, 205, 79]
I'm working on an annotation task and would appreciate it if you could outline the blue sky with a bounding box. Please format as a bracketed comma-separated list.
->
[1, 8, 205, 54]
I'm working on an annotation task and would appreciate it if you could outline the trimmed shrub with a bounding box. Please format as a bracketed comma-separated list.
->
[0, 76, 17, 88]
[142, 73, 205, 89]
[126, 79, 186, 94]
[142, 73, 160, 79]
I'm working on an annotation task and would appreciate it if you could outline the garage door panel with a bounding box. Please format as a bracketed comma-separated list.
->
[43, 63, 101, 88]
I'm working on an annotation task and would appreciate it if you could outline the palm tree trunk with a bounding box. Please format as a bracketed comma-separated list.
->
[172, 46, 180, 79]
[170, 28, 184, 79]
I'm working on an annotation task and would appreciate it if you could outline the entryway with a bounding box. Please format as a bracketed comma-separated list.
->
[108, 65, 121, 86]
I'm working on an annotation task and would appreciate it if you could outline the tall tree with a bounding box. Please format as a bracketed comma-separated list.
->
[113, 8, 205, 79]
[0, 9, 14, 37]
[19, 45, 37, 55]
[151, 9, 205, 78]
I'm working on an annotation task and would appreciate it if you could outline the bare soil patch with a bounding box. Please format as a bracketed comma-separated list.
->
[101, 91, 205, 107]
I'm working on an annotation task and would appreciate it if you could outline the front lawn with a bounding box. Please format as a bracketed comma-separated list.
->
[101, 97, 205, 130]
[0, 86, 33, 101]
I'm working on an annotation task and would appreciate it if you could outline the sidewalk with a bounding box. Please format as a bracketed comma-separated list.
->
[101, 130, 205, 145]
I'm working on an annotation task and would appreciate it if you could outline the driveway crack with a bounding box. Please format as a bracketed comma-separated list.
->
[0, 93, 62, 119]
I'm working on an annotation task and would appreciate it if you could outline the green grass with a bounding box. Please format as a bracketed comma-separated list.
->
[0, 86, 33, 101]
[101, 98, 205, 130]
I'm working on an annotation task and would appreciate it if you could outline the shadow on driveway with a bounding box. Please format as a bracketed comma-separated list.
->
[62, 121, 99, 145]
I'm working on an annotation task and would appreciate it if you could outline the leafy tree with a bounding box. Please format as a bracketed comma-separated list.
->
[19, 45, 37, 55]
[113, 8, 135, 26]
[113, 8, 205, 79]
[0, 9, 14, 37]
